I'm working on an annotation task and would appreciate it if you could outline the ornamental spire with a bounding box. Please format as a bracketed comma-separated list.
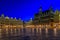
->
[1, 13, 4, 17]
[49, 5, 53, 11]
[14, 17, 16, 19]
[49, 5, 54, 13]
[30, 18, 32, 21]
[39, 6, 42, 12]
[11, 17, 13, 19]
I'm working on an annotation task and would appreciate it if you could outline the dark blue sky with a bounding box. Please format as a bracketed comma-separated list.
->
[0, 0, 60, 21]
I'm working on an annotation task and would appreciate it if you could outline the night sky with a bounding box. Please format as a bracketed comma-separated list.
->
[0, 0, 60, 21]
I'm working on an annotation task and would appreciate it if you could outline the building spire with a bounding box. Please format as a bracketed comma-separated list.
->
[39, 6, 42, 15]
[1, 13, 4, 17]
[14, 17, 16, 19]
[39, 6, 42, 12]
[11, 17, 13, 19]
[14, 17, 17, 20]
[49, 5, 54, 13]
[49, 5, 53, 10]
[19, 18, 21, 20]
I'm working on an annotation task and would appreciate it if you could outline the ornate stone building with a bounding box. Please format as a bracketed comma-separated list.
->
[0, 14, 23, 29]
[33, 6, 60, 29]
[54, 10, 60, 29]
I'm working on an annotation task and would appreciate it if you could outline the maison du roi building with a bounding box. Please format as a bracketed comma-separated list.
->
[33, 6, 60, 29]
[0, 14, 23, 29]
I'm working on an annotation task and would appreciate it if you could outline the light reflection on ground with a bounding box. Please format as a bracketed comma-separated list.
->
[0, 27, 60, 40]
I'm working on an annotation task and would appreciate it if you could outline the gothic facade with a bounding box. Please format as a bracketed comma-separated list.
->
[0, 14, 23, 29]
[34, 6, 60, 29]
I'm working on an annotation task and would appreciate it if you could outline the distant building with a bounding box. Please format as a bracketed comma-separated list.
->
[0, 14, 23, 29]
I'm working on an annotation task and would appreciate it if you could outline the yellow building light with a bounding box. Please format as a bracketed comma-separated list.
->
[5, 25, 9, 28]
[13, 26, 16, 27]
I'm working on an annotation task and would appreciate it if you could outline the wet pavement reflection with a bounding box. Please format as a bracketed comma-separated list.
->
[0, 28, 60, 40]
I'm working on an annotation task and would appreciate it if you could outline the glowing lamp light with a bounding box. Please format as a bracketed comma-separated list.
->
[13, 26, 16, 27]
[5, 25, 8, 28]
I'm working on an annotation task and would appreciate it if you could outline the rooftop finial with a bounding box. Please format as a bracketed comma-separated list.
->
[5, 16, 9, 19]
[14, 17, 16, 19]
[30, 18, 32, 20]
[30, 18, 32, 22]
[19, 18, 21, 20]
[11, 17, 13, 19]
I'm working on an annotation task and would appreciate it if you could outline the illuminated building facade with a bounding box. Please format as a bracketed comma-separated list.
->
[0, 14, 23, 29]
[0, 7, 60, 29]
[54, 10, 60, 29]
[25, 18, 35, 28]
[34, 6, 60, 29]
